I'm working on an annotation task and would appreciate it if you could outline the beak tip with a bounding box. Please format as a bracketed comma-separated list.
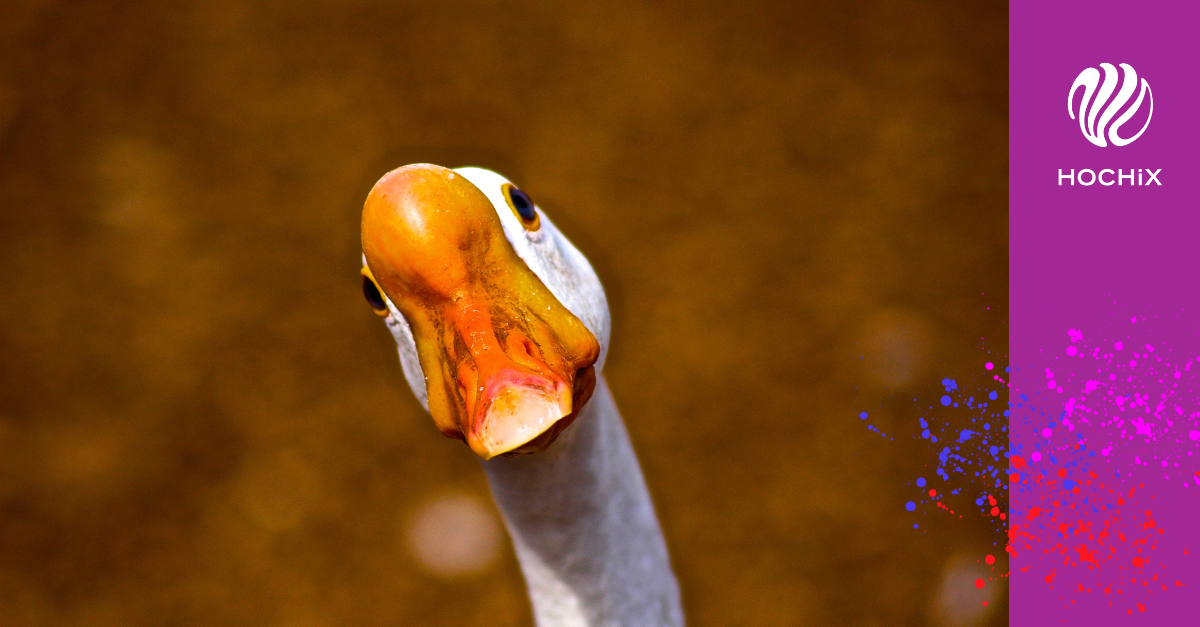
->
[468, 383, 572, 459]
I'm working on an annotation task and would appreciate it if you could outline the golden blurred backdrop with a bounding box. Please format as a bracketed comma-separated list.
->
[0, 1, 1007, 625]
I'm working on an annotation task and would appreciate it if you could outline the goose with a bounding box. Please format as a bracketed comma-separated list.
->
[358, 164, 685, 627]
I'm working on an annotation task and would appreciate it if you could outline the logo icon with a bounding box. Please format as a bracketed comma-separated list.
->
[1068, 63, 1153, 147]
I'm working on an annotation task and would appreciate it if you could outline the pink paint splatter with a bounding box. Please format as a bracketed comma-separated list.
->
[1009, 319, 1198, 616]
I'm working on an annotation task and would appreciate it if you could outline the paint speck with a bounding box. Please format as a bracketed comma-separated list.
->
[931, 557, 994, 626]
[988, 391, 997, 400]
[906, 501, 916, 512]
[985, 555, 995, 565]
[917, 477, 927, 487]
[1115, 341, 1124, 351]
[1066, 346, 1077, 356]
[985, 362, 993, 370]
[941, 395, 952, 406]
[860, 412, 868, 420]
[929, 489, 937, 497]
[1189, 430, 1199, 441]
[1031, 452, 1041, 462]
[1042, 428, 1052, 438]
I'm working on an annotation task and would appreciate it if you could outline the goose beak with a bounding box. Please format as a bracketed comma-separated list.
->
[361, 164, 600, 460]
[439, 293, 597, 459]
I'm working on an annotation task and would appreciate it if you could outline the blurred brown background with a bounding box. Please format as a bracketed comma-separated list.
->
[0, 1, 1007, 625]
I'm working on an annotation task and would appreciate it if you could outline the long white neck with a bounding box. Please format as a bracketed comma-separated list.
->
[481, 375, 684, 627]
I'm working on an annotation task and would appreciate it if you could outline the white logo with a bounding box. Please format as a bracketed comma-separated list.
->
[1068, 63, 1153, 147]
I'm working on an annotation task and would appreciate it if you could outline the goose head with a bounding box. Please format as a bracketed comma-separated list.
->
[360, 164, 611, 460]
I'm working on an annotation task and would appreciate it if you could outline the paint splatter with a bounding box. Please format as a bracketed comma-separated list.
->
[863, 349, 1011, 607]
[1009, 318, 1198, 615]
[905, 365, 1011, 538]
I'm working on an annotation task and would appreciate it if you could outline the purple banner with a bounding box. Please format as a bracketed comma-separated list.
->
[1010, 1, 1200, 624]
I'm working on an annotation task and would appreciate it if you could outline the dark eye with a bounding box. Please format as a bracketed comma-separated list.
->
[503, 183, 540, 230]
[509, 186, 536, 221]
[362, 273, 388, 316]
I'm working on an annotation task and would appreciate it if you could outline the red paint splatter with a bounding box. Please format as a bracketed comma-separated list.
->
[928, 489, 937, 497]
[1027, 506, 1042, 519]
[1057, 468, 1067, 478]
[1045, 573, 1055, 583]
[974, 578, 984, 589]
[1075, 544, 1097, 565]
[1011, 455, 1026, 469]
[985, 554, 995, 565]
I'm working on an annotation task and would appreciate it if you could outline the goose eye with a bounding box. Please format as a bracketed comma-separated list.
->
[361, 271, 389, 316]
[502, 183, 540, 231]
[510, 187, 535, 220]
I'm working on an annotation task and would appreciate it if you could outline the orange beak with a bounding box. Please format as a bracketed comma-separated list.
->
[361, 164, 600, 459]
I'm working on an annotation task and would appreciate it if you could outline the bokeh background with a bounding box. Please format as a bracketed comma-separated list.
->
[0, 1, 1008, 625]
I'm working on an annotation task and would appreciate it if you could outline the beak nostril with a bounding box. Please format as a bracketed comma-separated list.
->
[507, 337, 546, 372]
